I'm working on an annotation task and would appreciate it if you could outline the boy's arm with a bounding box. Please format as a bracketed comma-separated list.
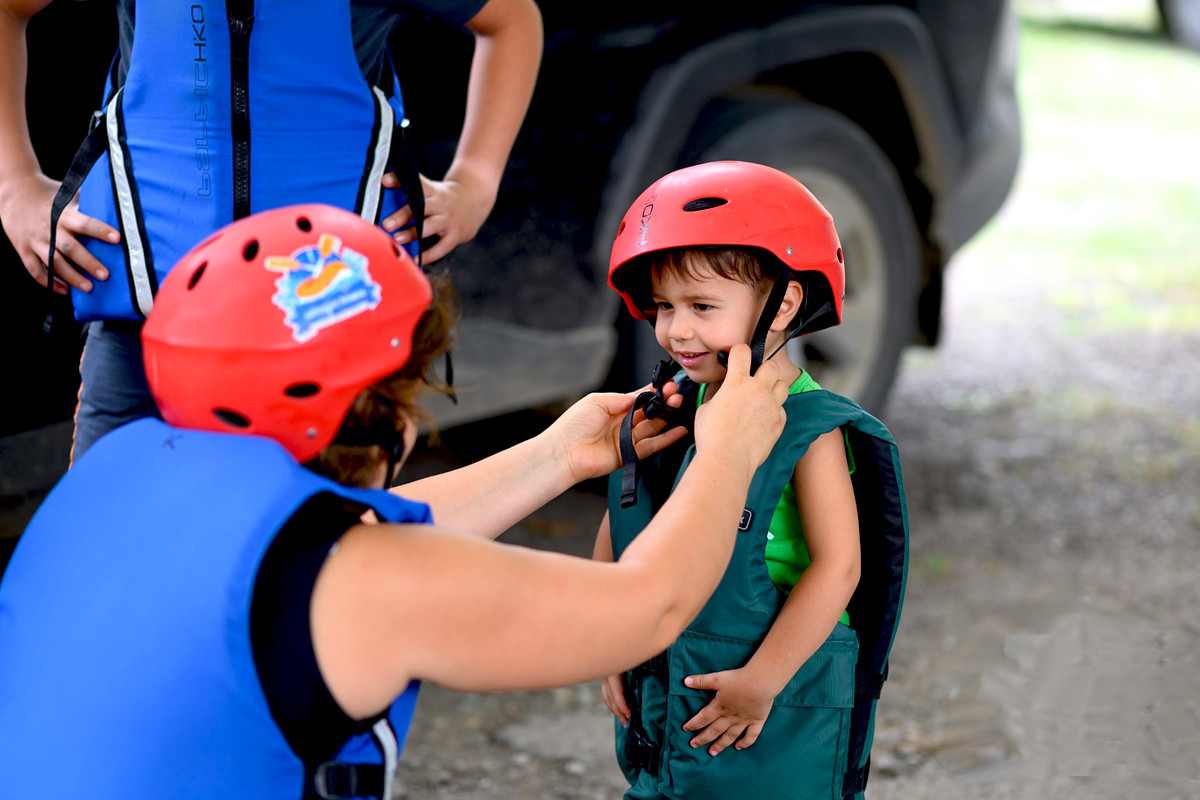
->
[682, 429, 860, 755]
[385, 0, 542, 263]
[0, 0, 118, 293]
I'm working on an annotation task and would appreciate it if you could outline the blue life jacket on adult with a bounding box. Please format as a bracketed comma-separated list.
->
[609, 374, 908, 800]
[50, 0, 424, 323]
[0, 418, 430, 799]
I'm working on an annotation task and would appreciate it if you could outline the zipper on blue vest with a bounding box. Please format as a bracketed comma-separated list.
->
[226, 0, 254, 219]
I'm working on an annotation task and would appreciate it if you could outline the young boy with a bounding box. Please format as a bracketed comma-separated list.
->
[594, 161, 909, 800]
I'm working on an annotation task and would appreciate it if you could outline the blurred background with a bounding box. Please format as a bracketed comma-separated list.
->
[2, 0, 1199, 797]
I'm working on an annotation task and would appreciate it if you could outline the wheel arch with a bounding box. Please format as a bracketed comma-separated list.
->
[593, 5, 966, 342]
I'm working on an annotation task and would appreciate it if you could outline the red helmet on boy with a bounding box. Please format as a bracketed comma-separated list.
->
[142, 204, 433, 463]
[608, 161, 844, 335]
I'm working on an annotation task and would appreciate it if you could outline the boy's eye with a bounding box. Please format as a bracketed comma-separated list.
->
[693, 303, 712, 312]
[656, 301, 672, 311]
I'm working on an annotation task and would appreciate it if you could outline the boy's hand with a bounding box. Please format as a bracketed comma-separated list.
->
[681, 667, 775, 755]
[600, 673, 630, 727]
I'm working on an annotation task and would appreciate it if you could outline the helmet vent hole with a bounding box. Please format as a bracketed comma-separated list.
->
[837, 248, 844, 264]
[390, 241, 401, 258]
[296, 217, 312, 232]
[186, 262, 208, 290]
[213, 408, 251, 429]
[617, 220, 626, 236]
[682, 197, 727, 212]
[284, 382, 321, 399]
[243, 240, 259, 261]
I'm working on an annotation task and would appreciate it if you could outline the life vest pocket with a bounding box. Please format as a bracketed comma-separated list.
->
[657, 624, 858, 799]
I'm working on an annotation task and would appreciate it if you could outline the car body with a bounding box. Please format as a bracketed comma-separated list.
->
[397, 0, 1022, 424]
[0, 0, 1021, 517]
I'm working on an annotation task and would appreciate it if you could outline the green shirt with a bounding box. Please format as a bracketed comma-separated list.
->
[699, 371, 854, 624]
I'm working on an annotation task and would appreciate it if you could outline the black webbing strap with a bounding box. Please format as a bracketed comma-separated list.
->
[383, 104, 457, 403]
[841, 758, 870, 797]
[386, 117, 424, 267]
[44, 117, 110, 333]
[840, 669, 887, 796]
[745, 270, 794, 374]
[631, 651, 667, 679]
[854, 667, 885, 700]
[623, 653, 667, 776]
[618, 359, 684, 508]
[307, 761, 385, 799]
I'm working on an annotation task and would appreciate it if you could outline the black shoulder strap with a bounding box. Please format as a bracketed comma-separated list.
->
[43, 114, 110, 333]
[376, 54, 424, 264]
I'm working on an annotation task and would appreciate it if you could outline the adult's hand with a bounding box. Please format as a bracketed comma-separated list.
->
[0, 171, 118, 294]
[693, 344, 789, 475]
[549, 384, 687, 486]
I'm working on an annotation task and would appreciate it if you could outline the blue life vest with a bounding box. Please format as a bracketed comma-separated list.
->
[609, 386, 908, 800]
[0, 418, 430, 799]
[55, 0, 420, 322]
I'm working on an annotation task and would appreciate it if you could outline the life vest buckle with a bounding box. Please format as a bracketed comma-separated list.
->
[312, 761, 383, 799]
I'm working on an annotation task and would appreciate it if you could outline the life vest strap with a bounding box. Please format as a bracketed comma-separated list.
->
[618, 359, 686, 508]
[841, 758, 869, 797]
[44, 114, 110, 333]
[854, 667, 885, 699]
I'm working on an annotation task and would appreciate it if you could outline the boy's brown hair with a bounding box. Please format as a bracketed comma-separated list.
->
[646, 246, 776, 297]
[308, 269, 459, 487]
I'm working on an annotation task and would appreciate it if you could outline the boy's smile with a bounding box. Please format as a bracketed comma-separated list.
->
[651, 266, 762, 387]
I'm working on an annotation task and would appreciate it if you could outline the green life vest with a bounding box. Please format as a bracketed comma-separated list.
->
[608, 386, 908, 800]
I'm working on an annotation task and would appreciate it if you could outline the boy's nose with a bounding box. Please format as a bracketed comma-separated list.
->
[668, 315, 692, 341]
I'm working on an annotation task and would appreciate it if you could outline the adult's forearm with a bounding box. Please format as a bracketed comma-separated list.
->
[616, 448, 755, 649]
[0, 6, 41, 201]
[395, 429, 574, 538]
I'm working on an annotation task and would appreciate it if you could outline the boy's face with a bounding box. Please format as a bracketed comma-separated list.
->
[650, 260, 762, 385]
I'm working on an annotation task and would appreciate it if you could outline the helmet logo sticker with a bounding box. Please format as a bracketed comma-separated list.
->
[637, 186, 659, 247]
[265, 233, 382, 342]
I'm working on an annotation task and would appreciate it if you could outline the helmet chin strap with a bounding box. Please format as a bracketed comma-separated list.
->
[717, 271, 795, 375]
[330, 414, 408, 490]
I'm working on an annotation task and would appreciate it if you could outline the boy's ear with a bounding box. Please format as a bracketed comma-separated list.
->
[770, 281, 804, 332]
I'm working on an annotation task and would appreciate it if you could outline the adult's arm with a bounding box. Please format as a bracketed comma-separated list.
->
[395, 382, 683, 537]
[385, 0, 542, 262]
[314, 346, 789, 718]
[0, 0, 118, 293]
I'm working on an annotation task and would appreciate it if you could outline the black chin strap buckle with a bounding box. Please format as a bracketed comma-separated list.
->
[639, 359, 680, 422]
[618, 359, 683, 508]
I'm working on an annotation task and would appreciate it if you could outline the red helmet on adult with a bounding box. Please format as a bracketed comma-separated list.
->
[608, 160, 844, 336]
[142, 203, 433, 463]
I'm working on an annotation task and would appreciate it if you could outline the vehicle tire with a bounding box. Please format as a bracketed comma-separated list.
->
[689, 99, 921, 413]
[1158, 0, 1200, 50]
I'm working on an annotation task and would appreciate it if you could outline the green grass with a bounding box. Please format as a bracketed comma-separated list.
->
[973, 7, 1200, 333]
